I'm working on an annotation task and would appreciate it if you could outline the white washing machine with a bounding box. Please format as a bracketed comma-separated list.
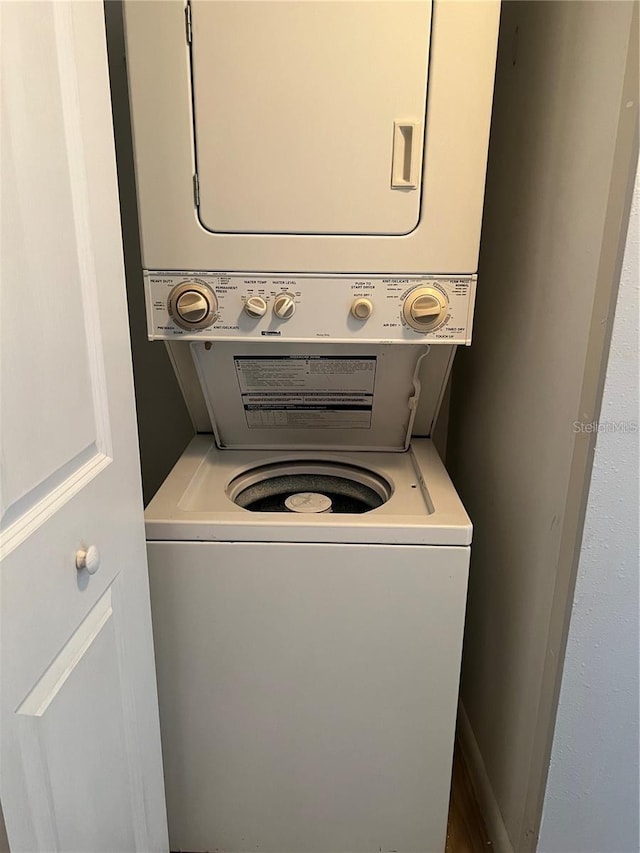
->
[122, 3, 499, 849]
[146, 439, 471, 853]
[143, 341, 472, 853]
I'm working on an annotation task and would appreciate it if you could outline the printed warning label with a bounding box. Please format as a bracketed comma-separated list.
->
[234, 355, 376, 429]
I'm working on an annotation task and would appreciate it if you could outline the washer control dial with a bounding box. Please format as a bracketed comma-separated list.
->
[351, 297, 374, 320]
[168, 281, 217, 330]
[176, 291, 209, 323]
[244, 295, 268, 318]
[273, 293, 296, 320]
[402, 286, 448, 333]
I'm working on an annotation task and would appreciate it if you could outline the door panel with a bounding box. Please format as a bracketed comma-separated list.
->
[149, 540, 469, 852]
[0, 0, 111, 540]
[191, 0, 432, 235]
[0, 3, 168, 850]
[16, 586, 137, 853]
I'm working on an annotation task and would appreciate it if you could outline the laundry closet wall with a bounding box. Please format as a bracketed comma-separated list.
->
[105, 1, 195, 506]
[538, 163, 639, 853]
[446, 2, 638, 851]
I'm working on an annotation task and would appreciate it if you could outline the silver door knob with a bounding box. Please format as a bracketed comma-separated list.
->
[76, 545, 100, 575]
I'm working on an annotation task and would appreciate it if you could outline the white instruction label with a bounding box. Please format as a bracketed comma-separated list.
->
[234, 355, 376, 429]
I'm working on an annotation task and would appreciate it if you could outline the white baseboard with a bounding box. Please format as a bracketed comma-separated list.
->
[457, 702, 515, 853]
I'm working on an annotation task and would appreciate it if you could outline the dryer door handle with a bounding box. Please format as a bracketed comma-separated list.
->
[391, 121, 420, 190]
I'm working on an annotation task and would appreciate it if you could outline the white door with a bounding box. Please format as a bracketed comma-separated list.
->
[0, 3, 168, 851]
[191, 0, 432, 235]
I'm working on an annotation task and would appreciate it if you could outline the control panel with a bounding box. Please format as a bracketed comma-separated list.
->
[145, 273, 476, 344]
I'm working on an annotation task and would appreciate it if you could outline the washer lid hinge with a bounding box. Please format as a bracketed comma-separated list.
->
[193, 173, 200, 207]
[185, 1, 192, 44]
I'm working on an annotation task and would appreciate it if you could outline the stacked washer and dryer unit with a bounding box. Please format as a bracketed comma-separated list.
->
[124, 3, 499, 851]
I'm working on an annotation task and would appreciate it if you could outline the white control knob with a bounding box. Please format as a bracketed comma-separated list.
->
[244, 295, 268, 318]
[402, 286, 448, 333]
[76, 545, 100, 575]
[351, 297, 374, 320]
[176, 291, 209, 324]
[168, 281, 218, 330]
[273, 293, 296, 320]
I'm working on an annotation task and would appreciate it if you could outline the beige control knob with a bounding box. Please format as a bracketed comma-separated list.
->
[176, 291, 209, 323]
[273, 293, 296, 320]
[244, 295, 268, 318]
[402, 286, 448, 333]
[351, 297, 374, 320]
[168, 281, 218, 330]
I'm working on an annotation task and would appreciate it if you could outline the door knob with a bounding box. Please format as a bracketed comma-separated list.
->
[76, 545, 100, 575]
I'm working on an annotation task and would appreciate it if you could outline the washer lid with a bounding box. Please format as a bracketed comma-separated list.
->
[189, 342, 429, 452]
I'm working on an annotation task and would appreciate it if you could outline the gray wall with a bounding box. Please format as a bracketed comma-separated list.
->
[446, 2, 638, 850]
[104, 1, 194, 505]
[0, 804, 8, 853]
[538, 168, 639, 853]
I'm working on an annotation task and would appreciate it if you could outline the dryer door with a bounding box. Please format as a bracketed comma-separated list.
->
[190, 0, 432, 236]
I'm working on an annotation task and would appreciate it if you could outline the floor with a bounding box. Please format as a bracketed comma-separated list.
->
[446, 739, 493, 853]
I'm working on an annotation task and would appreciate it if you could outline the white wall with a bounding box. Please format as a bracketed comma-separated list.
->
[538, 170, 639, 853]
[446, 2, 638, 850]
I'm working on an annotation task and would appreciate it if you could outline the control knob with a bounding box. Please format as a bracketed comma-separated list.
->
[351, 298, 374, 320]
[402, 286, 448, 333]
[168, 281, 218, 330]
[273, 293, 296, 320]
[176, 291, 209, 323]
[244, 295, 268, 318]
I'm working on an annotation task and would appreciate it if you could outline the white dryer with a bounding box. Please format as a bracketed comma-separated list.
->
[144, 341, 471, 853]
[124, 0, 500, 278]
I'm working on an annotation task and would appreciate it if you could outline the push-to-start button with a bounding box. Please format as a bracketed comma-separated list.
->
[351, 297, 374, 320]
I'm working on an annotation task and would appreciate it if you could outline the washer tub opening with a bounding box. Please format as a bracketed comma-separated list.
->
[226, 461, 393, 514]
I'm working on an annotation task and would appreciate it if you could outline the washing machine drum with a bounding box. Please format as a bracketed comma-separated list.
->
[227, 461, 392, 514]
